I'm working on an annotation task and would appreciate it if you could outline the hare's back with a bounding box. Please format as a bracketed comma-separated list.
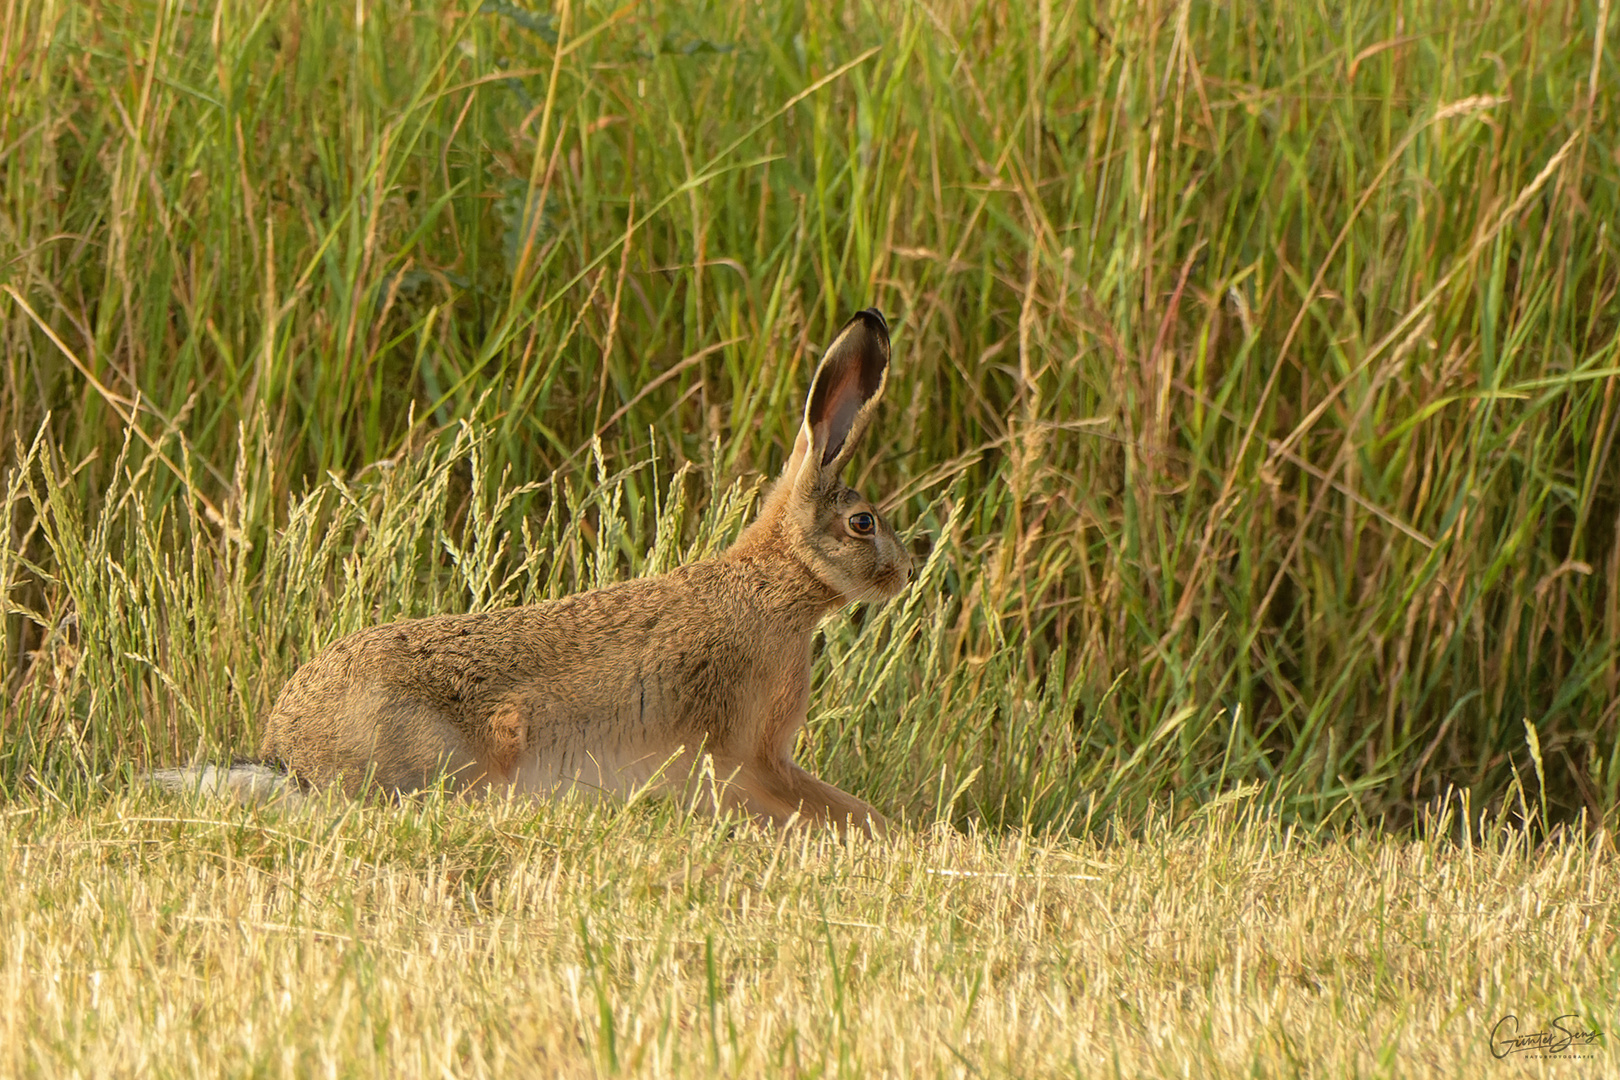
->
[262, 574, 710, 746]
[293, 575, 699, 699]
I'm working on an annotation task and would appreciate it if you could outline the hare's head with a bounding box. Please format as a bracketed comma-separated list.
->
[749, 309, 911, 605]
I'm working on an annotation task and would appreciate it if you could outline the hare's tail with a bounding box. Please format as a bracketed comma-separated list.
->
[146, 760, 301, 807]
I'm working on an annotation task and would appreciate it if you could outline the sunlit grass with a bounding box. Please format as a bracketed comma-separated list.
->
[0, 788, 1613, 1077]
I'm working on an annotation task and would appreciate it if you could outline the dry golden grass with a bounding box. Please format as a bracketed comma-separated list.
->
[0, 790, 1613, 1078]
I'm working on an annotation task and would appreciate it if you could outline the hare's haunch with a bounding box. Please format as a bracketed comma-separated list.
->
[257, 309, 910, 834]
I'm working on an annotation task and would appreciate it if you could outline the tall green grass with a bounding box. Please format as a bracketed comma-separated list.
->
[3, 0, 1619, 829]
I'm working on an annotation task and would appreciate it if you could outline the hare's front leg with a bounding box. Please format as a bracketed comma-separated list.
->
[720, 758, 889, 837]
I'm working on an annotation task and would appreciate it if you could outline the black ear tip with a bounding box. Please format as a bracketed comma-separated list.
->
[856, 308, 890, 336]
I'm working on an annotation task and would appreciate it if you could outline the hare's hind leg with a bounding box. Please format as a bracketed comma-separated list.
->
[718, 759, 889, 837]
[314, 694, 495, 796]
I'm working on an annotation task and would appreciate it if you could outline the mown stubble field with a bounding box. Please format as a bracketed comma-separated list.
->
[1, 792, 1614, 1077]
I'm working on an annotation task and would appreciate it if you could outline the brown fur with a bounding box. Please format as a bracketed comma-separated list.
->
[258, 309, 911, 834]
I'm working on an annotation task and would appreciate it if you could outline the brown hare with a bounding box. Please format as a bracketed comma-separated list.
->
[167, 309, 909, 834]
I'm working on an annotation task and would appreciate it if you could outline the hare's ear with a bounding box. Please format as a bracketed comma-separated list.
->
[789, 309, 890, 490]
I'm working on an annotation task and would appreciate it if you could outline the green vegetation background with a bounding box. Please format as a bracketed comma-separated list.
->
[3, 0, 1618, 830]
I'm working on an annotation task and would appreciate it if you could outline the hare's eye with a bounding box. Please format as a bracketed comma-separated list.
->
[848, 511, 876, 536]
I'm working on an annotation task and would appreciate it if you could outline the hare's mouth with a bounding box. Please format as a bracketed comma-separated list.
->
[863, 564, 910, 602]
